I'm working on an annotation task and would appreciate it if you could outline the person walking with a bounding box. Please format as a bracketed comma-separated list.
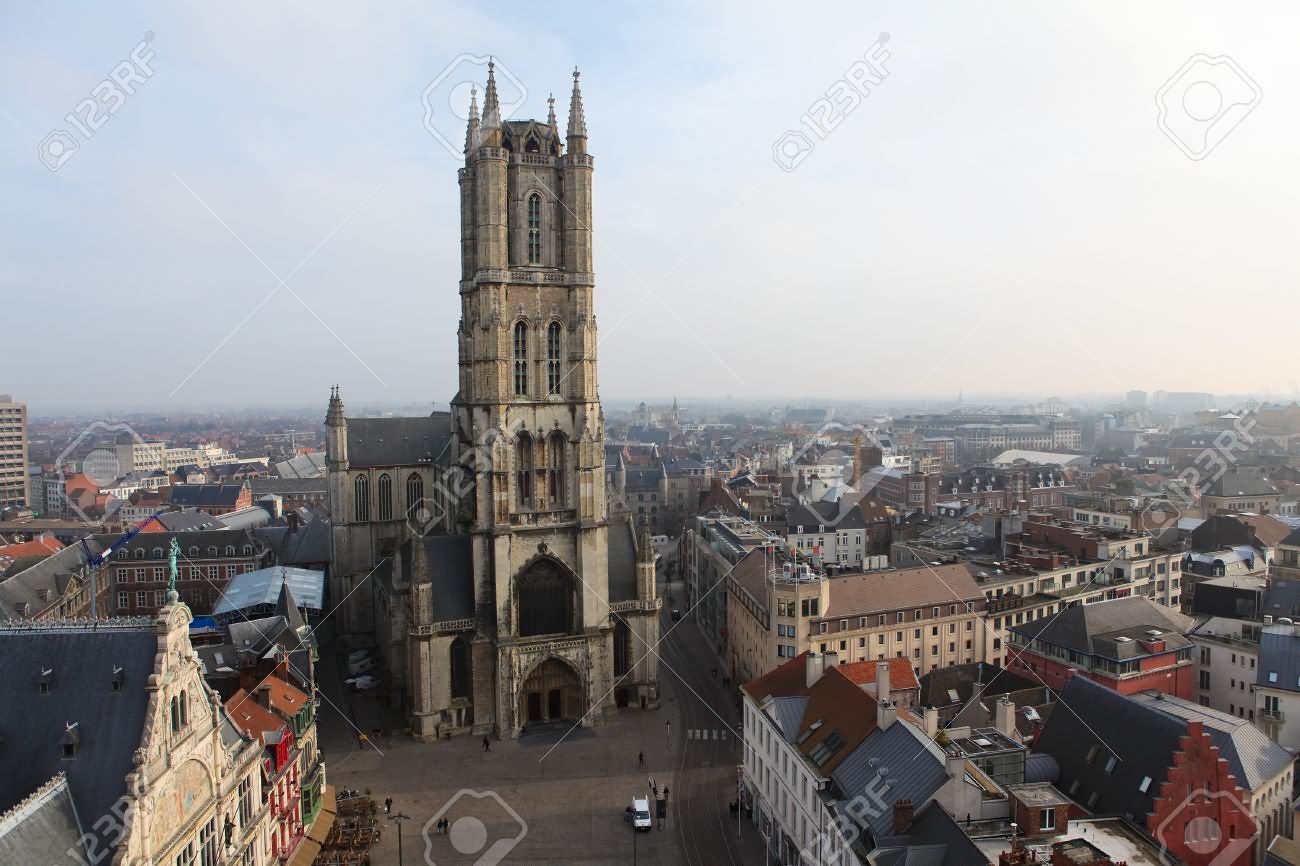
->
[384, 797, 392, 815]
[482, 736, 491, 752]
[638, 751, 645, 769]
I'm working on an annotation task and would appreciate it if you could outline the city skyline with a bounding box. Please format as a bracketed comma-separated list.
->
[4, 2, 1298, 407]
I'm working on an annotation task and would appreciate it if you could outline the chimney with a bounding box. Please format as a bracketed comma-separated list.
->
[995, 696, 1016, 739]
[287, 511, 299, 534]
[823, 651, 840, 672]
[892, 799, 914, 835]
[876, 661, 891, 705]
[877, 698, 897, 731]
[805, 652, 824, 688]
[924, 706, 940, 739]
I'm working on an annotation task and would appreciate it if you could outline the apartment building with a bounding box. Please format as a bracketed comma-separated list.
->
[1188, 617, 1262, 721]
[98, 529, 269, 615]
[683, 513, 784, 664]
[0, 395, 29, 509]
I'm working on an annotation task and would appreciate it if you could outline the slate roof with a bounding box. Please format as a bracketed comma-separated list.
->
[92, 529, 261, 561]
[832, 719, 949, 845]
[421, 535, 474, 621]
[871, 800, 991, 866]
[1264, 577, 1300, 619]
[607, 520, 638, 602]
[346, 414, 453, 469]
[154, 511, 224, 532]
[250, 477, 327, 496]
[0, 774, 85, 866]
[786, 499, 890, 532]
[1257, 624, 1300, 695]
[769, 696, 809, 741]
[624, 466, 665, 490]
[0, 540, 104, 619]
[1204, 468, 1278, 498]
[167, 483, 248, 508]
[1008, 596, 1191, 660]
[0, 625, 158, 853]
[1033, 676, 1183, 821]
[255, 518, 330, 566]
[1130, 690, 1291, 791]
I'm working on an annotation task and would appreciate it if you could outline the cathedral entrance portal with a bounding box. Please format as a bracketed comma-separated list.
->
[519, 657, 583, 724]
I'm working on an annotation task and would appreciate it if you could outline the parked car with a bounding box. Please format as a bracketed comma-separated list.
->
[347, 649, 372, 664]
[348, 657, 376, 675]
[346, 674, 380, 691]
[630, 798, 652, 831]
[671, 609, 681, 622]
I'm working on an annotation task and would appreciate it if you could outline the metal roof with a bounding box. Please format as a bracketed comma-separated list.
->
[213, 566, 324, 614]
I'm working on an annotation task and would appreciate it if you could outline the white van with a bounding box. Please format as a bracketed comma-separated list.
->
[631, 798, 652, 831]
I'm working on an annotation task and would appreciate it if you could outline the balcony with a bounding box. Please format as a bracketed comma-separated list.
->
[411, 617, 475, 636]
[1261, 708, 1285, 724]
[511, 508, 577, 528]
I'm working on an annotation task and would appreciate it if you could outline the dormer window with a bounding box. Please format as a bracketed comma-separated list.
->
[61, 723, 79, 760]
[207, 546, 217, 557]
[152, 547, 164, 559]
[39, 667, 54, 694]
[242, 545, 253, 556]
[112, 667, 125, 692]
[134, 548, 145, 560]
[225, 545, 235, 557]
[117, 549, 128, 560]
[188, 547, 199, 557]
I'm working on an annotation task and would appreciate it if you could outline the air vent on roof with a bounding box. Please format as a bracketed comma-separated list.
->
[1115, 636, 1134, 643]
[111, 667, 124, 692]
[1145, 629, 1163, 637]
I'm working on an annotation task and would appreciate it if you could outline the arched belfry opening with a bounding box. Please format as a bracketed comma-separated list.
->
[516, 557, 579, 637]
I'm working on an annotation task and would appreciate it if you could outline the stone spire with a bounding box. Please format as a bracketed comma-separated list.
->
[567, 66, 587, 139]
[547, 92, 558, 132]
[481, 59, 502, 131]
[464, 84, 480, 154]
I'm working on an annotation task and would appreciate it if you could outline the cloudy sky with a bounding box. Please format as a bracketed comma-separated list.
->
[3, 1, 1297, 413]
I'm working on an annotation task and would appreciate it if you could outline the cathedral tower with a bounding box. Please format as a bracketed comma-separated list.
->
[452, 64, 615, 736]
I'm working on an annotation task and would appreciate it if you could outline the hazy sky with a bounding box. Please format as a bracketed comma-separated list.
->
[3, 2, 1298, 413]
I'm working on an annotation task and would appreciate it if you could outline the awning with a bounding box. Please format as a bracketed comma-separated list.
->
[306, 784, 337, 845]
[284, 836, 321, 866]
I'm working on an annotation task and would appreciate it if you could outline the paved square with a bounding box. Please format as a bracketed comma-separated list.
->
[327, 713, 685, 866]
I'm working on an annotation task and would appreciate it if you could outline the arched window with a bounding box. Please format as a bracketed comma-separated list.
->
[527, 193, 542, 264]
[171, 695, 180, 732]
[354, 475, 370, 522]
[512, 321, 529, 396]
[224, 545, 235, 557]
[547, 432, 566, 507]
[406, 472, 424, 518]
[546, 322, 562, 395]
[151, 547, 164, 560]
[207, 546, 217, 558]
[515, 433, 534, 509]
[179, 690, 188, 726]
[134, 548, 145, 560]
[377, 473, 393, 521]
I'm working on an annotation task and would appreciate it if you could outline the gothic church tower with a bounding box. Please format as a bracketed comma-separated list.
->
[452, 65, 615, 735]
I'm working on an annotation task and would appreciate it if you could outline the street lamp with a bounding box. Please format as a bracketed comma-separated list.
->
[389, 813, 411, 866]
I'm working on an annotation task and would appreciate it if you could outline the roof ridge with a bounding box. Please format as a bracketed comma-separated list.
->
[0, 771, 68, 827]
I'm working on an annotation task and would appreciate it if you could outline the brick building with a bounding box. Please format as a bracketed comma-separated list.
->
[97, 529, 269, 615]
[1006, 596, 1195, 698]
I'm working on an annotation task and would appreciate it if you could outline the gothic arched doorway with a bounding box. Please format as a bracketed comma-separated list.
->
[519, 657, 584, 724]
[516, 558, 578, 637]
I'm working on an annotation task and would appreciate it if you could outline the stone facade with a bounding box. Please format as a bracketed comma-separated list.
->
[326, 64, 658, 741]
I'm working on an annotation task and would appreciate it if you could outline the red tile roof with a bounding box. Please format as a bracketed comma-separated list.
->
[225, 688, 286, 739]
[837, 658, 921, 694]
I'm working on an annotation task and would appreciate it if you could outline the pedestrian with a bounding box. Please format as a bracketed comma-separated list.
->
[441, 818, 450, 834]
[384, 797, 392, 814]
[638, 751, 645, 769]
[482, 735, 491, 752]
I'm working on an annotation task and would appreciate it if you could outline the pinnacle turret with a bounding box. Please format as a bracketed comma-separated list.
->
[464, 84, 481, 154]
[481, 59, 502, 130]
[567, 67, 587, 139]
[547, 93, 558, 132]
[325, 385, 345, 426]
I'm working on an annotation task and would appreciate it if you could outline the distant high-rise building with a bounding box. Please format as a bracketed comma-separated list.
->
[0, 395, 29, 509]
[1125, 389, 1147, 408]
